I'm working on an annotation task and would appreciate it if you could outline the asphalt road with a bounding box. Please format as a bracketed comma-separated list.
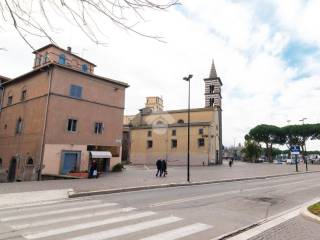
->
[0, 172, 319, 240]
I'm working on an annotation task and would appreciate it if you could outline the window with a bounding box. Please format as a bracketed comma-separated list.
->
[171, 139, 177, 148]
[147, 130, 152, 137]
[59, 54, 66, 64]
[199, 128, 204, 135]
[26, 157, 34, 165]
[172, 129, 176, 136]
[198, 138, 205, 147]
[94, 122, 103, 134]
[82, 64, 88, 72]
[69, 85, 82, 99]
[0, 158, 2, 169]
[15, 118, 23, 134]
[67, 119, 77, 132]
[147, 140, 153, 148]
[21, 90, 27, 101]
[177, 119, 184, 124]
[209, 98, 214, 106]
[209, 85, 214, 93]
[7, 96, 13, 106]
[42, 52, 49, 64]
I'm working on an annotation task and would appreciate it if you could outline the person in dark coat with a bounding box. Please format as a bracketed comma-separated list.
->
[89, 160, 98, 178]
[161, 159, 167, 177]
[156, 159, 162, 177]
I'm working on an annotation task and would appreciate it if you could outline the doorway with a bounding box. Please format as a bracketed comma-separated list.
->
[61, 151, 80, 175]
[8, 157, 17, 182]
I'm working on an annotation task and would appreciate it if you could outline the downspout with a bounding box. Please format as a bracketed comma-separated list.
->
[37, 66, 53, 180]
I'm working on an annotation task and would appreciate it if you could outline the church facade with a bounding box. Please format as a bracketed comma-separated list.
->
[122, 60, 223, 166]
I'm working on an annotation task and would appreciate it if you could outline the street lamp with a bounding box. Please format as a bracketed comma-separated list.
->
[183, 74, 193, 182]
[299, 117, 308, 171]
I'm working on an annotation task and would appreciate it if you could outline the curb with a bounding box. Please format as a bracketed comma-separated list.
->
[69, 170, 320, 198]
[301, 198, 320, 223]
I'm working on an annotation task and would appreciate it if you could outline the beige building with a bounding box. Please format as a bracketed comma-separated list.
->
[0, 44, 128, 182]
[122, 60, 223, 166]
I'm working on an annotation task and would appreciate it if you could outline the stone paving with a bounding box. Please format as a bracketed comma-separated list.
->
[0, 161, 319, 194]
[249, 216, 320, 240]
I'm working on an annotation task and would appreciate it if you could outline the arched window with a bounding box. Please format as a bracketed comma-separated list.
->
[59, 54, 66, 64]
[177, 119, 184, 124]
[156, 120, 164, 125]
[27, 157, 34, 165]
[15, 117, 23, 134]
[82, 64, 88, 72]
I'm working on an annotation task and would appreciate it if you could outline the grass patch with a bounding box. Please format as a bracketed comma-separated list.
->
[308, 202, 320, 216]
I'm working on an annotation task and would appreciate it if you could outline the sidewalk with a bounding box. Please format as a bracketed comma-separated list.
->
[248, 215, 320, 240]
[1, 161, 319, 195]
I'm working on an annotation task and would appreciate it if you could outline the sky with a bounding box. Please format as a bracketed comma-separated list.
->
[0, 0, 320, 150]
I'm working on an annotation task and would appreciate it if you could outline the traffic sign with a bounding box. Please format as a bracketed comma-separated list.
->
[290, 145, 300, 155]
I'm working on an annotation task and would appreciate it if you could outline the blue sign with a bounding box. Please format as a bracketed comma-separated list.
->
[290, 145, 300, 155]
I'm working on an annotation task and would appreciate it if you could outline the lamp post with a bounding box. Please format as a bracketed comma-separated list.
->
[183, 74, 193, 182]
[299, 117, 308, 171]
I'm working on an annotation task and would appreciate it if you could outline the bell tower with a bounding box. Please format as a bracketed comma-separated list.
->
[204, 60, 222, 108]
[204, 59, 223, 165]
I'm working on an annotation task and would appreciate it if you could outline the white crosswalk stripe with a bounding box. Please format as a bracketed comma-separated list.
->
[140, 223, 212, 240]
[10, 207, 136, 230]
[0, 202, 117, 222]
[65, 216, 182, 240]
[24, 211, 156, 239]
[0, 199, 213, 240]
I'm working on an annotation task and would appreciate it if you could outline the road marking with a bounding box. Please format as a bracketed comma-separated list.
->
[10, 207, 136, 230]
[0, 199, 101, 215]
[65, 216, 182, 240]
[227, 209, 300, 240]
[140, 223, 212, 240]
[212, 198, 320, 240]
[0, 202, 117, 222]
[24, 211, 156, 239]
[150, 177, 318, 207]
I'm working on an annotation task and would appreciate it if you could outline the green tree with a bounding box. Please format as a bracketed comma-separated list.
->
[248, 124, 284, 162]
[241, 138, 262, 162]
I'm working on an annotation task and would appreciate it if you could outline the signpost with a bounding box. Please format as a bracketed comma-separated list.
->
[290, 145, 300, 172]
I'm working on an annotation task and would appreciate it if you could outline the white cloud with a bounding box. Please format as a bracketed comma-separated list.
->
[0, 0, 319, 150]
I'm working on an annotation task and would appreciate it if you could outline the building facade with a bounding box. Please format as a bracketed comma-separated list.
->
[0, 44, 128, 182]
[122, 60, 223, 166]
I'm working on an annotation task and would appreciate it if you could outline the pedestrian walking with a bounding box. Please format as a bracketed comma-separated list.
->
[161, 159, 167, 177]
[229, 159, 233, 168]
[156, 159, 162, 177]
[89, 160, 98, 178]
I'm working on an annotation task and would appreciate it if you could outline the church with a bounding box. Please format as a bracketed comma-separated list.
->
[122, 60, 223, 166]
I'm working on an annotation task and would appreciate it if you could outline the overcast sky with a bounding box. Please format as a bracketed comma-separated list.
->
[0, 0, 319, 150]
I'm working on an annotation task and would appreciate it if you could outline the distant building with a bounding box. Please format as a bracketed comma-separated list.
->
[0, 44, 129, 182]
[122, 60, 223, 165]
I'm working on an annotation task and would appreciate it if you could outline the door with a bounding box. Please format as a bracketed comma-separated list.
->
[8, 158, 17, 182]
[61, 152, 80, 175]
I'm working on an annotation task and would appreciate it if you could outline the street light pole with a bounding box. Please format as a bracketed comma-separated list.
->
[299, 117, 308, 171]
[183, 74, 193, 182]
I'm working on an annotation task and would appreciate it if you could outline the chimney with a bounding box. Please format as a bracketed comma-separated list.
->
[67, 46, 72, 53]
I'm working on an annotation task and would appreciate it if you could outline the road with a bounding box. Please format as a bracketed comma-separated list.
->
[0, 172, 319, 240]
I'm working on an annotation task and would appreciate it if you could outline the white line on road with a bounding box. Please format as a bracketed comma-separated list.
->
[150, 177, 318, 207]
[140, 223, 212, 240]
[10, 207, 136, 230]
[0, 199, 101, 215]
[64, 216, 182, 240]
[0, 202, 118, 222]
[213, 198, 320, 240]
[24, 211, 156, 239]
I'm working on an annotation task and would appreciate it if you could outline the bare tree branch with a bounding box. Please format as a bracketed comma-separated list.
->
[0, 0, 179, 48]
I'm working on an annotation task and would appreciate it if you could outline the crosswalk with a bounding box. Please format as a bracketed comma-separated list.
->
[0, 198, 212, 240]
